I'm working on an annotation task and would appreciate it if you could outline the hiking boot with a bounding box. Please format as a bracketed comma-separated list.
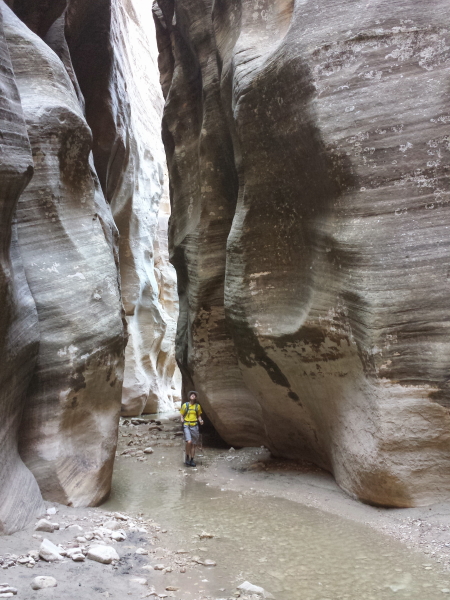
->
[190, 458, 196, 467]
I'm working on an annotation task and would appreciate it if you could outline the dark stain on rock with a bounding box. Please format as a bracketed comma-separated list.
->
[69, 371, 86, 393]
[232, 320, 302, 405]
[269, 326, 350, 352]
[57, 125, 91, 189]
[295, 347, 345, 363]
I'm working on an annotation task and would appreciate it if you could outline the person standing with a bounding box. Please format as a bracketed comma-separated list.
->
[180, 391, 204, 466]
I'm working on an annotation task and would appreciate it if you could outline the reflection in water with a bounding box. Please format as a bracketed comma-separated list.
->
[104, 443, 450, 599]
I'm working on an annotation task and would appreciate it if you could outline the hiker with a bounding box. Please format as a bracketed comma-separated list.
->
[180, 391, 204, 467]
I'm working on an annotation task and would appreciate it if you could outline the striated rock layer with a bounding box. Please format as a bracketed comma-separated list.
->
[2, 2, 126, 507]
[155, 0, 450, 506]
[66, 0, 180, 416]
[0, 0, 180, 533]
[0, 4, 44, 533]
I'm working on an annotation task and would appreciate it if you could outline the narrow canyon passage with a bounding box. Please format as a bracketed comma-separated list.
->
[2, 0, 450, 598]
[3, 415, 450, 599]
[103, 417, 450, 600]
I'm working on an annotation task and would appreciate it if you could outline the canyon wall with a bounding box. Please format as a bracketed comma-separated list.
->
[155, 0, 450, 506]
[0, 0, 178, 533]
[0, 5, 43, 533]
[66, 0, 180, 416]
[0, 0, 126, 519]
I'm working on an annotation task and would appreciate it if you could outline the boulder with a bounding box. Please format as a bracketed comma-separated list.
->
[35, 519, 59, 533]
[39, 538, 63, 562]
[111, 530, 127, 542]
[31, 576, 57, 590]
[86, 545, 119, 564]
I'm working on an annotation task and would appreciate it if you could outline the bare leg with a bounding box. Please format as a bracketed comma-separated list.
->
[185, 441, 192, 462]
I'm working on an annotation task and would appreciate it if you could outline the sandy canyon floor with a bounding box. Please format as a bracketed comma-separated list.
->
[2, 416, 450, 599]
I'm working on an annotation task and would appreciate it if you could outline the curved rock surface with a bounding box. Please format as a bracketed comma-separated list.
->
[0, 4, 44, 533]
[2, 2, 126, 507]
[155, 0, 450, 506]
[0, 0, 180, 533]
[66, 0, 180, 416]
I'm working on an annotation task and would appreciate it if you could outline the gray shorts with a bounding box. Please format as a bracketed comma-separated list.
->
[183, 424, 199, 444]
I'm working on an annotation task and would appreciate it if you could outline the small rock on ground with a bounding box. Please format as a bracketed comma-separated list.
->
[0, 585, 17, 597]
[237, 581, 274, 599]
[31, 576, 57, 590]
[103, 521, 122, 531]
[201, 559, 216, 566]
[130, 578, 147, 585]
[39, 539, 63, 562]
[35, 519, 59, 533]
[87, 545, 119, 564]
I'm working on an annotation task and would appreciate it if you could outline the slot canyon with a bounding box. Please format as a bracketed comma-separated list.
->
[1, 0, 450, 599]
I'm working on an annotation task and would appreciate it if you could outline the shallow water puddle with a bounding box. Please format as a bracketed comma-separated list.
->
[104, 444, 450, 599]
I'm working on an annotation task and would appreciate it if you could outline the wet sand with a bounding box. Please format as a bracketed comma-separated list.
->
[199, 444, 450, 569]
[2, 415, 450, 599]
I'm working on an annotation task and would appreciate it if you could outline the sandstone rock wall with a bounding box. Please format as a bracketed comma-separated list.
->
[66, 0, 180, 416]
[0, 0, 179, 533]
[0, 4, 44, 533]
[155, 0, 450, 506]
[2, 2, 126, 507]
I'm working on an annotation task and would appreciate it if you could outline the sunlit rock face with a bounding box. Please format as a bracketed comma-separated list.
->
[0, 5, 44, 533]
[155, 0, 450, 506]
[2, 3, 126, 507]
[66, 0, 180, 416]
[151, 192, 182, 411]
